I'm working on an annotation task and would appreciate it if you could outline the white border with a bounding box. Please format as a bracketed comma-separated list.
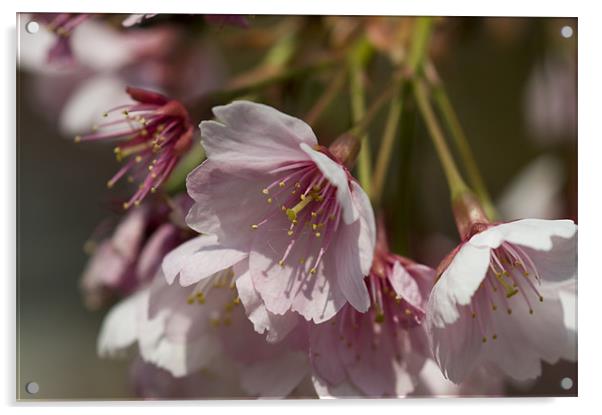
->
[3, 0, 601, 414]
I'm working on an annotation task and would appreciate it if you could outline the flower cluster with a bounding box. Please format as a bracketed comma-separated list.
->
[23, 14, 576, 399]
[88, 101, 576, 398]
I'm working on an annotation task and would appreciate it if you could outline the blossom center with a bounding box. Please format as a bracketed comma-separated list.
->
[250, 162, 343, 276]
[470, 242, 544, 343]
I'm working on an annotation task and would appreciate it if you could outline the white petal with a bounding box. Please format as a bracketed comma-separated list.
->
[300, 143, 358, 224]
[97, 288, 147, 357]
[470, 218, 576, 252]
[428, 243, 491, 327]
[60, 75, 131, 135]
[71, 20, 135, 71]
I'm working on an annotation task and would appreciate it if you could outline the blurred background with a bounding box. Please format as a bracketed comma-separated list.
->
[17, 14, 577, 400]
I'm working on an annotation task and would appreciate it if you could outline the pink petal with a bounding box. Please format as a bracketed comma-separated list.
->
[519, 230, 577, 282]
[300, 143, 358, 224]
[333, 220, 370, 312]
[185, 161, 273, 250]
[350, 181, 376, 275]
[111, 204, 150, 261]
[426, 306, 483, 383]
[389, 261, 424, 311]
[135, 223, 179, 282]
[235, 265, 299, 342]
[161, 234, 248, 286]
[249, 219, 347, 323]
[200, 101, 316, 170]
[240, 351, 309, 398]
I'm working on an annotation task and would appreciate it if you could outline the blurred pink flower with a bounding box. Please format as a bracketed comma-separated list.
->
[426, 196, 577, 383]
[33, 13, 91, 64]
[412, 359, 505, 397]
[80, 195, 192, 309]
[523, 55, 577, 146]
[309, 224, 433, 397]
[186, 101, 376, 323]
[77, 87, 194, 208]
[122, 13, 249, 29]
[129, 356, 245, 399]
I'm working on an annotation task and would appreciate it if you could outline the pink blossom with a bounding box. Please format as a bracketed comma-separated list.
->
[33, 13, 91, 64]
[186, 101, 376, 324]
[308, 225, 433, 397]
[80, 195, 192, 309]
[98, 258, 310, 397]
[76, 87, 194, 208]
[426, 195, 577, 383]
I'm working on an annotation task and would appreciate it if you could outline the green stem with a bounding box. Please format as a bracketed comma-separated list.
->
[413, 78, 469, 200]
[187, 56, 340, 121]
[372, 88, 402, 207]
[407, 17, 434, 75]
[428, 68, 497, 219]
[305, 66, 347, 127]
[349, 38, 374, 196]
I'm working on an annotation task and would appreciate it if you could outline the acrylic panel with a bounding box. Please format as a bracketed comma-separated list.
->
[16, 13, 578, 400]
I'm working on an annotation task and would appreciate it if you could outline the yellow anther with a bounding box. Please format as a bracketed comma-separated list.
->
[267, 198, 273, 204]
[106, 181, 114, 189]
[223, 317, 232, 326]
[151, 187, 157, 193]
[404, 308, 412, 316]
[123, 202, 130, 210]
[315, 232, 321, 238]
[262, 188, 269, 195]
[196, 292, 205, 304]
[233, 297, 240, 305]
[492, 304, 497, 311]
[279, 181, 286, 187]
[482, 337, 487, 343]
[224, 303, 234, 312]
[278, 260, 285, 267]
[287, 230, 294, 236]
[250, 224, 259, 230]
[309, 268, 317, 274]
[299, 258, 305, 264]
[507, 308, 512, 315]
[295, 182, 301, 189]
[134, 201, 141, 207]
[471, 312, 477, 319]
[210, 318, 220, 327]
[374, 313, 385, 323]
[135, 156, 143, 163]
[492, 334, 498, 340]
[74, 136, 81, 143]
[539, 296, 544, 302]
[187, 296, 195, 305]
[127, 176, 134, 183]
[529, 309, 534, 315]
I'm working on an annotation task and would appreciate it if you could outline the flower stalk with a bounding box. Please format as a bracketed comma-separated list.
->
[348, 37, 374, 197]
[426, 64, 497, 219]
[413, 78, 471, 201]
